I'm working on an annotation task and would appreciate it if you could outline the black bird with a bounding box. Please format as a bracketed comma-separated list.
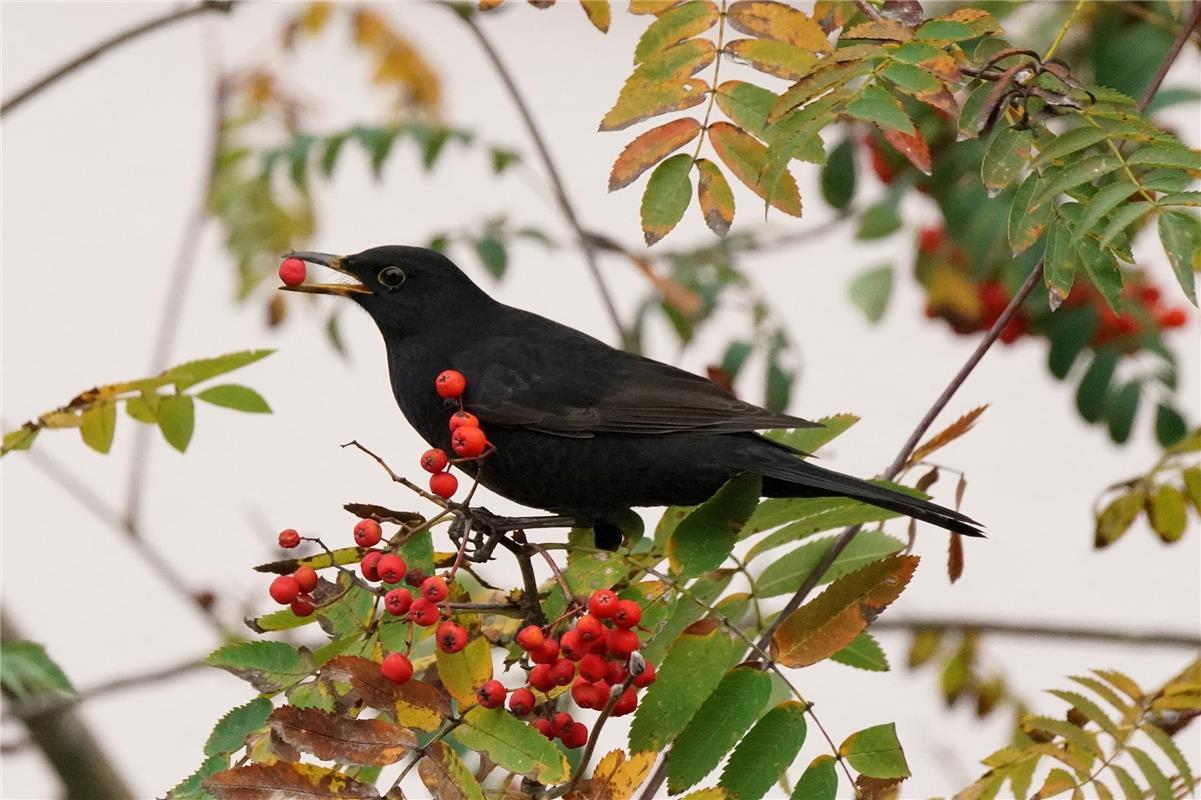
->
[284, 246, 983, 540]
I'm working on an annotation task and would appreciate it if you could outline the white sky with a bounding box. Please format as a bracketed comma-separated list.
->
[2, 2, 1199, 798]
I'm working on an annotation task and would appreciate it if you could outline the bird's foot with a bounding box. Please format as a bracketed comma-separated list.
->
[449, 507, 577, 563]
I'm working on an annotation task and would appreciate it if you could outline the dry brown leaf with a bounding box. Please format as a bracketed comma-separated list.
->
[268, 705, 416, 766]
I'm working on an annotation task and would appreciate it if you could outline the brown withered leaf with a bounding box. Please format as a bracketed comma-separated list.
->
[609, 117, 702, 191]
[726, 1, 831, 53]
[267, 705, 416, 766]
[528, 0, 555, 8]
[204, 762, 380, 799]
[625, 253, 704, 315]
[947, 531, 964, 584]
[479, 0, 504, 9]
[856, 775, 905, 800]
[321, 655, 450, 731]
[351, 9, 441, 114]
[581, 0, 611, 32]
[908, 405, 988, 465]
[418, 741, 486, 800]
[915, 467, 940, 494]
[843, 19, 913, 41]
[772, 555, 919, 668]
[343, 503, 425, 526]
[882, 126, 932, 175]
[707, 366, 735, 393]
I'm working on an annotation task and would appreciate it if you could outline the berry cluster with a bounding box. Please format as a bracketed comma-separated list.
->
[419, 370, 492, 501]
[464, 589, 655, 749]
[1065, 276, 1190, 348]
[270, 528, 319, 616]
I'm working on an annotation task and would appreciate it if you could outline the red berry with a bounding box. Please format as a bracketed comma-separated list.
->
[420, 448, 449, 473]
[532, 718, 554, 739]
[588, 589, 618, 618]
[293, 566, 318, 593]
[377, 554, 407, 584]
[278, 257, 306, 287]
[529, 664, 556, 693]
[578, 653, 608, 682]
[613, 600, 642, 629]
[404, 568, 428, 588]
[1159, 307, 1189, 328]
[476, 679, 506, 709]
[530, 638, 560, 665]
[999, 314, 1028, 344]
[562, 721, 589, 749]
[436, 621, 468, 653]
[354, 519, 382, 548]
[421, 576, 449, 603]
[605, 660, 628, 686]
[269, 575, 300, 605]
[380, 652, 413, 685]
[917, 226, 944, 253]
[592, 680, 612, 701]
[865, 137, 896, 184]
[451, 426, 488, 458]
[607, 627, 640, 658]
[360, 551, 383, 582]
[435, 370, 467, 399]
[448, 410, 479, 431]
[408, 597, 440, 626]
[551, 711, 575, 739]
[384, 588, 413, 616]
[633, 660, 656, 688]
[277, 528, 301, 549]
[516, 625, 545, 652]
[559, 629, 586, 661]
[291, 595, 315, 617]
[550, 659, 576, 686]
[571, 679, 602, 710]
[574, 615, 605, 643]
[612, 687, 638, 717]
[589, 636, 609, 657]
[429, 471, 459, 499]
[509, 687, 536, 716]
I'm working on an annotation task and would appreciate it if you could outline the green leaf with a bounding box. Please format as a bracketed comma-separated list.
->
[125, 394, 158, 423]
[720, 701, 808, 800]
[158, 395, 196, 452]
[205, 641, 314, 694]
[320, 133, 349, 177]
[821, 137, 856, 210]
[1141, 720, 1196, 790]
[791, 755, 837, 800]
[600, 39, 715, 131]
[166, 350, 274, 391]
[667, 667, 773, 793]
[1073, 180, 1140, 244]
[743, 488, 908, 544]
[0, 641, 74, 699]
[1033, 126, 1111, 169]
[830, 631, 889, 671]
[1047, 689, 1120, 737]
[856, 196, 902, 240]
[1046, 308, 1096, 381]
[640, 571, 734, 664]
[2, 425, 40, 454]
[168, 754, 227, 800]
[1099, 201, 1155, 249]
[1076, 350, 1118, 423]
[709, 121, 802, 217]
[1058, 204, 1124, 311]
[697, 158, 736, 236]
[80, 400, 117, 454]
[204, 697, 272, 756]
[848, 264, 893, 323]
[641, 153, 694, 246]
[1158, 210, 1200, 304]
[916, 18, 976, 41]
[669, 474, 761, 578]
[981, 126, 1034, 197]
[436, 636, 493, 709]
[1009, 171, 1054, 254]
[195, 384, 271, 414]
[1105, 381, 1140, 444]
[629, 621, 736, 752]
[1183, 467, 1201, 514]
[755, 531, 905, 596]
[1148, 484, 1188, 542]
[1029, 154, 1123, 210]
[452, 706, 570, 784]
[1154, 403, 1187, 448]
[839, 722, 910, 779]
[720, 341, 754, 379]
[763, 413, 858, 455]
[474, 234, 507, 279]
[1128, 746, 1173, 800]
[1126, 146, 1201, 171]
[846, 86, 915, 135]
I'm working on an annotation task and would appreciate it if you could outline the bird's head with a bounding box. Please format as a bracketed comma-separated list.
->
[281, 245, 491, 331]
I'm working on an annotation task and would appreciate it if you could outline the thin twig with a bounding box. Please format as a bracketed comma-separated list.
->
[874, 617, 1201, 649]
[10, 656, 208, 719]
[1137, 0, 1201, 112]
[0, 1, 235, 117]
[852, 0, 884, 22]
[445, 3, 631, 349]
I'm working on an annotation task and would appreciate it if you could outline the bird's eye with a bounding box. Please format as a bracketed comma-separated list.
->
[377, 266, 406, 289]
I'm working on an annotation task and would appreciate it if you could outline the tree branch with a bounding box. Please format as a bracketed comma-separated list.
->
[873, 617, 1201, 649]
[0, 1, 235, 117]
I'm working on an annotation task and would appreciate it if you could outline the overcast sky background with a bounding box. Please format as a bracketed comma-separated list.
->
[2, 2, 1199, 798]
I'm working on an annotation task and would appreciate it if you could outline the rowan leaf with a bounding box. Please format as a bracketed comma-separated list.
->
[831, 631, 889, 672]
[267, 704, 415, 766]
[168, 754, 227, 800]
[669, 473, 761, 578]
[203, 762, 379, 800]
[634, 1, 719, 63]
[982, 127, 1034, 197]
[158, 395, 195, 453]
[1126, 145, 1201, 171]
[452, 706, 570, 784]
[1094, 489, 1143, 549]
[0, 641, 74, 700]
[769, 60, 874, 123]
[839, 722, 910, 779]
[847, 86, 915, 135]
[1158, 210, 1201, 305]
[1029, 154, 1123, 210]
[1183, 467, 1201, 513]
[1128, 746, 1173, 800]
[881, 125, 931, 174]
[641, 153, 694, 245]
[723, 39, 818, 81]
[763, 413, 858, 455]
[435, 635, 492, 709]
[791, 755, 838, 800]
[1147, 484, 1188, 543]
[578, 750, 658, 800]
[726, 1, 830, 53]
[849, 264, 893, 323]
[1044, 216, 1078, 307]
[610, 118, 702, 191]
[822, 137, 857, 210]
[755, 531, 905, 597]
[580, 0, 611, 32]
[719, 701, 807, 800]
[320, 655, 449, 731]
[708, 122, 801, 216]
[843, 20, 913, 42]
[743, 491, 909, 549]
[772, 554, 918, 668]
[629, 620, 736, 752]
[667, 667, 773, 794]
[195, 384, 272, 414]
[1105, 382, 1140, 444]
[916, 18, 977, 42]
[600, 40, 714, 131]
[1033, 126, 1111, 169]
[167, 350, 275, 391]
[1140, 722, 1196, 790]
[418, 741, 485, 800]
[1047, 689, 1120, 737]
[206, 641, 314, 693]
[696, 158, 736, 236]
[1098, 201, 1154, 249]
[909, 406, 988, 465]
[205, 698, 273, 757]
[80, 400, 117, 454]
[881, 62, 956, 115]
[1009, 171, 1054, 253]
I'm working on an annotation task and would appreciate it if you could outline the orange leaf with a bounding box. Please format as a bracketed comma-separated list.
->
[696, 158, 735, 236]
[634, 1, 720, 63]
[726, 0, 832, 53]
[600, 39, 715, 131]
[722, 39, 819, 81]
[581, 0, 611, 32]
[609, 118, 703, 191]
[320, 654, 449, 731]
[267, 705, 416, 766]
[204, 762, 379, 799]
[479, 0, 505, 8]
[772, 555, 918, 668]
[707, 122, 801, 217]
[947, 532, 964, 583]
[881, 125, 932, 174]
[907, 405, 989, 465]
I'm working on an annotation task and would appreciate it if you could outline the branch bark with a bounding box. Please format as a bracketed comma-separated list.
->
[873, 617, 1201, 649]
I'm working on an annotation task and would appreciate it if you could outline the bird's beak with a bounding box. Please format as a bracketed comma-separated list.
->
[279, 251, 372, 297]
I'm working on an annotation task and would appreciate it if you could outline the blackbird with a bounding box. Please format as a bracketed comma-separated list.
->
[284, 246, 983, 539]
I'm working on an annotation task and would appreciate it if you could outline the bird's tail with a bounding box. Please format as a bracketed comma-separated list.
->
[757, 454, 985, 538]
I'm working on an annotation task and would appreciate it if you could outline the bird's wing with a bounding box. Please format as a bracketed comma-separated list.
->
[456, 333, 819, 438]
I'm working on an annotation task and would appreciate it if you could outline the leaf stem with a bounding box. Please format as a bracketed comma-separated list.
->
[1044, 0, 1088, 62]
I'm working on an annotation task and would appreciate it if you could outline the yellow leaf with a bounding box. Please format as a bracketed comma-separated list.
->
[435, 636, 492, 708]
[725, 1, 831, 53]
[843, 20, 914, 41]
[723, 39, 818, 81]
[600, 39, 715, 131]
[581, 0, 611, 32]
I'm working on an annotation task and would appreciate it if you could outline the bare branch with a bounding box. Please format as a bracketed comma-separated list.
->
[873, 617, 1201, 649]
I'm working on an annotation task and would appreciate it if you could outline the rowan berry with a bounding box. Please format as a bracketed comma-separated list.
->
[632, 659, 656, 688]
[429, 471, 458, 499]
[551, 712, 575, 739]
[612, 687, 638, 716]
[605, 660, 628, 686]
[380, 652, 413, 685]
[917, 226, 944, 253]
[384, 588, 413, 616]
[1160, 307, 1189, 328]
[476, 680, 506, 709]
[530, 638, 560, 665]
[269, 575, 300, 605]
[436, 621, 468, 653]
[408, 597, 440, 627]
[293, 566, 318, 593]
[449, 410, 480, 431]
[612, 600, 642, 629]
[516, 625, 545, 651]
[509, 687, 536, 716]
[278, 257, 306, 287]
[571, 679, 602, 710]
[354, 519, 382, 548]
[588, 589, 618, 618]
[291, 595, 315, 617]
[277, 529, 301, 549]
[607, 627, 640, 659]
[562, 721, 588, 749]
[532, 717, 554, 739]
[550, 659, 576, 686]
[421, 576, 449, 603]
[574, 615, 604, 643]
[377, 554, 407, 584]
[559, 629, 586, 661]
[578, 653, 608, 682]
[420, 448, 449, 473]
[435, 370, 466, 399]
[451, 426, 488, 458]
[529, 664, 555, 693]
[360, 551, 383, 582]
